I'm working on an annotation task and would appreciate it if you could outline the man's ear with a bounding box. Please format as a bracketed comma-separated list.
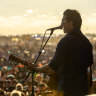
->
[69, 21, 74, 27]
[69, 21, 74, 29]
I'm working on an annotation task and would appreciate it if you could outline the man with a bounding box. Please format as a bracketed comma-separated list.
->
[28, 9, 93, 96]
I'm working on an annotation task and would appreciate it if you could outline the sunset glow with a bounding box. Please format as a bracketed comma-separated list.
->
[0, 0, 96, 36]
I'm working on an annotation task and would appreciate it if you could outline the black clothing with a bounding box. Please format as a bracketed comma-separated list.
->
[49, 29, 93, 96]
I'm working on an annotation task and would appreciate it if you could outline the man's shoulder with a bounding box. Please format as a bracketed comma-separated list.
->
[58, 36, 70, 45]
[57, 35, 72, 48]
[59, 33, 77, 44]
[60, 34, 73, 42]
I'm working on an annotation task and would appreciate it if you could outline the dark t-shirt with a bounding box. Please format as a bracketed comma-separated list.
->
[48, 29, 93, 95]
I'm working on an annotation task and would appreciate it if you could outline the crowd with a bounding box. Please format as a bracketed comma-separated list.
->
[0, 35, 60, 96]
[0, 66, 54, 96]
[0, 34, 96, 96]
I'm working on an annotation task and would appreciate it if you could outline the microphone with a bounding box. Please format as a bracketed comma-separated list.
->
[46, 25, 63, 31]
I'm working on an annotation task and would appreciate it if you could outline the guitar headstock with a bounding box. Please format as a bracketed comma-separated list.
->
[9, 54, 36, 72]
[9, 54, 28, 66]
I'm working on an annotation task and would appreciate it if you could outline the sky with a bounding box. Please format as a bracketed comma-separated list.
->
[0, 0, 96, 36]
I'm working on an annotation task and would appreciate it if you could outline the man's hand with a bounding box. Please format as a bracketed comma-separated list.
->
[26, 62, 55, 74]
[35, 64, 55, 74]
[26, 62, 36, 72]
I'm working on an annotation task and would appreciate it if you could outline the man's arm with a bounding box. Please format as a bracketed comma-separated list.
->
[35, 64, 55, 74]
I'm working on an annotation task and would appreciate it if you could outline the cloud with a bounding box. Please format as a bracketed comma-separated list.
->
[0, 16, 27, 27]
[0, 12, 59, 28]
[59, 11, 63, 15]
[0, 16, 10, 27]
[83, 12, 96, 25]
[11, 16, 22, 19]
[0, 16, 6, 23]
[34, 8, 39, 12]
[0, 12, 60, 35]
[24, 14, 29, 17]
[26, 9, 33, 13]
[49, 16, 57, 19]
[48, 12, 53, 15]
[27, 20, 57, 27]
[37, 14, 47, 18]
[87, 18, 96, 24]
[91, 13, 96, 16]
[37, 14, 57, 20]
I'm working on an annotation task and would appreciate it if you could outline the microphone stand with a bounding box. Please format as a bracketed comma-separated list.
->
[26, 30, 54, 96]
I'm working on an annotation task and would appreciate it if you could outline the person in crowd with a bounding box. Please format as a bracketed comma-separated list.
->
[5, 80, 14, 92]
[0, 88, 5, 96]
[36, 74, 43, 84]
[0, 80, 5, 90]
[39, 83, 48, 93]
[16, 83, 23, 92]
[10, 90, 21, 96]
[12, 79, 18, 90]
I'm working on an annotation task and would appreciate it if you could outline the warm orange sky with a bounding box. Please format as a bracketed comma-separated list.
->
[0, 0, 96, 36]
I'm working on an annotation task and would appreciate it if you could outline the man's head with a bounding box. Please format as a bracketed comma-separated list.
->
[61, 9, 82, 33]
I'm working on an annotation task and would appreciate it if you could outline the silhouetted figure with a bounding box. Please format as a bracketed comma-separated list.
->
[27, 9, 93, 96]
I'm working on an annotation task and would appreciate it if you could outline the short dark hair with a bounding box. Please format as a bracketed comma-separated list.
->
[63, 9, 82, 29]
